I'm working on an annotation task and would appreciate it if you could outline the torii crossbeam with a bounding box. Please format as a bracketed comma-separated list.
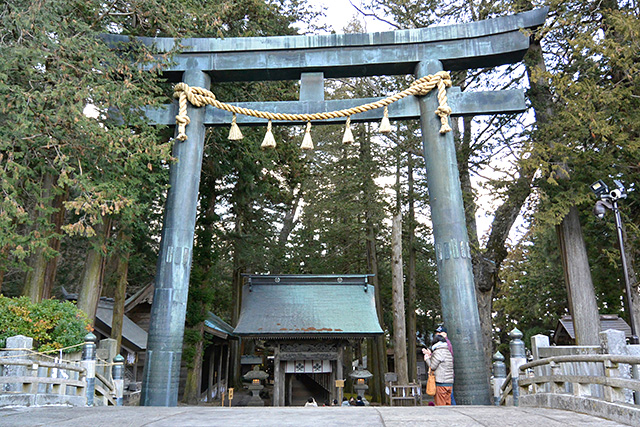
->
[105, 7, 548, 407]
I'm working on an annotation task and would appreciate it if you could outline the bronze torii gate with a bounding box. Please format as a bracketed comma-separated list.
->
[104, 7, 547, 406]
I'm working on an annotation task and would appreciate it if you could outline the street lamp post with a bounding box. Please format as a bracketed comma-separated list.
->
[591, 180, 639, 344]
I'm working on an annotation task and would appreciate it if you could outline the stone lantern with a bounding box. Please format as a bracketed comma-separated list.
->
[349, 365, 373, 403]
[243, 366, 269, 406]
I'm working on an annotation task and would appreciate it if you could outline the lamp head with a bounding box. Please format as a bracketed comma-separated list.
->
[590, 180, 609, 198]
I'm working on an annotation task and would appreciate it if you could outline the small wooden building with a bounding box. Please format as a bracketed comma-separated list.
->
[201, 312, 236, 402]
[233, 274, 383, 406]
[553, 314, 632, 345]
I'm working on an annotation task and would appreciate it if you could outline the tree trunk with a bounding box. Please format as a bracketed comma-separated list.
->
[361, 124, 386, 402]
[622, 226, 640, 340]
[229, 218, 245, 388]
[42, 187, 68, 299]
[406, 155, 417, 382]
[112, 231, 131, 352]
[23, 248, 48, 303]
[183, 321, 205, 404]
[391, 212, 409, 385]
[523, 33, 601, 346]
[77, 219, 111, 321]
[556, 207, 601, 345]
[23, 173, 56, 303]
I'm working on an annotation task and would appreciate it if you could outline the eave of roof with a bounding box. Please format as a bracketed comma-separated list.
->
[233, 274, 383, 338]
[204, 311, 236, 340]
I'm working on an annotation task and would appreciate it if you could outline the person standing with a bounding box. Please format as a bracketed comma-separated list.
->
[423, 334, 454, 405]
[435, 325, 456, 405]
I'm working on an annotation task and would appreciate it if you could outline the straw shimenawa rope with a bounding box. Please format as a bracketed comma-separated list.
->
[173, 71, 452, 142]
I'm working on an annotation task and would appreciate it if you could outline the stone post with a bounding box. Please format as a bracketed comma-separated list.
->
[629, 343, 640, 405]
[530, 334, 551, 394]
[600, 328, 637, 403]
[112, 354, 125, 406]
[97, 338, 117, 382]
[492, 351, 506, 406]
[3, 335, 33, 393]
[82, 333, 97, 406]
[509, 328, 526, 406]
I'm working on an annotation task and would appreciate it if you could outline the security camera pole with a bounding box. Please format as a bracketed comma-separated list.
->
[591, 180, 639, 344]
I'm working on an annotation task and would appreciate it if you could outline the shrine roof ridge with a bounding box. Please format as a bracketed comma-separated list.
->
[101, 8, 547, 54]
[243, 273, 374, 286]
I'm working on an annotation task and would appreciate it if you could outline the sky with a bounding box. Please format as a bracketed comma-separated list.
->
[302, 0, 394, 34]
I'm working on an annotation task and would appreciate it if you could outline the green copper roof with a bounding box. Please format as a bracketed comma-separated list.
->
[233, 275, 383, 338]
[204, 311, 236, 339]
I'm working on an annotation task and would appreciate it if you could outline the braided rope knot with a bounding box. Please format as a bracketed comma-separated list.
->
[173, 83, 218, 140]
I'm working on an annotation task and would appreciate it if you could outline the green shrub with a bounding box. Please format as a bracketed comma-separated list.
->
[0, 296, 91, 353]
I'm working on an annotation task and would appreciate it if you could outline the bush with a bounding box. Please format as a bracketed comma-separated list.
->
[0, 296, 91, 353]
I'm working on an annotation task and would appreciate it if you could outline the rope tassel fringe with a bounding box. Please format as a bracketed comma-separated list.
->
[342, 116, 354, 144]
[379, 106, 391, 134]
[261, 120, 277, 149]
[228, 113, 243, 140]
[300, 122, 314, 150]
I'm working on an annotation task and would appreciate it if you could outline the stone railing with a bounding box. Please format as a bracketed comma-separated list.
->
[517, 353, 640, 425]
[0, 356, 87, 407]
[1, 334, 124, 407]
[495, 328, 640, 425]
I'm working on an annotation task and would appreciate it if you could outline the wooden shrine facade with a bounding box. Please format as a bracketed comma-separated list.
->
[234, 274, 383, 406]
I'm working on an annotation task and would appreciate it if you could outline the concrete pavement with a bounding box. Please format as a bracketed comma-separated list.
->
[0, 405, 630, 427]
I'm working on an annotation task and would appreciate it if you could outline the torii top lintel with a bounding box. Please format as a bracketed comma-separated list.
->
[103, 8, 547, 82]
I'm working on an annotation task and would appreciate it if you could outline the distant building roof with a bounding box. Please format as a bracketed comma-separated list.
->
[554, 314, 632, 344]
[124, 282, 154, 313]
[204, 312, 236, 340]
[95, 300, 148, 352]
[61, 287, 148, 352]
[233, 274, 383, 338]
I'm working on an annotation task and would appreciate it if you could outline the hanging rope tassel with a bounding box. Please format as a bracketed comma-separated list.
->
[261, 120, 277, 149]
[174, 87, 190, 141]
[228, 113, 243, 140]
[342, 116, 354, 144]
[300, 122, 314, 150]
[379, 106, 391, 134]
[436, 76, 452, 134]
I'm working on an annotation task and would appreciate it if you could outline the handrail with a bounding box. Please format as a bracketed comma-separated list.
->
[96, 372, 115, 393]
[519, 374, 640, 391]
[0, 357, 85, 374]
[501, 373, 512, 393]
[518, 354, 640, 372]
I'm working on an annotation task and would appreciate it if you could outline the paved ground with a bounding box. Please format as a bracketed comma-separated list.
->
[0, 405, 630, 427]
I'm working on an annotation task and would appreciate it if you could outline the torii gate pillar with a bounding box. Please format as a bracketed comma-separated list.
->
[417, 61, 490, 404]
[140, 70, 210, 407]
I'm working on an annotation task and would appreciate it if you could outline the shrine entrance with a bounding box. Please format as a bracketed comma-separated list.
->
[103, 7, 549, 406]
[233, 275, 383, 406]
